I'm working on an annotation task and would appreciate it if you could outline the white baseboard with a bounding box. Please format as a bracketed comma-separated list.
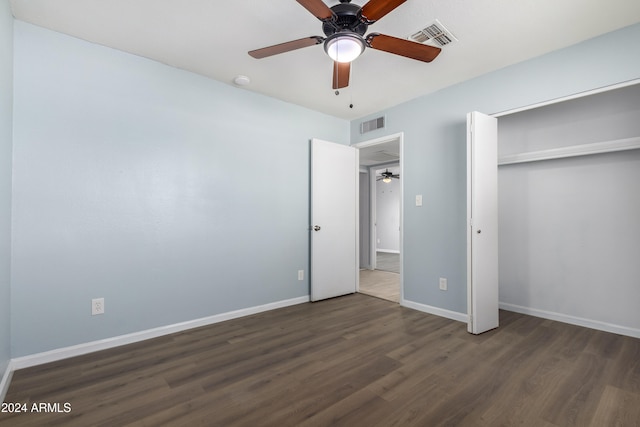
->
[402, 299, 468, 323]
[1, 360, 14, 403]
[499, 302, 640, 339]
[11, 296, 310, 371]
[377, 249, 400, 254]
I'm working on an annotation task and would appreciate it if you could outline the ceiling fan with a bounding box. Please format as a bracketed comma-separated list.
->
[248, 0, 441, 89]
[377, 169, 400, 183]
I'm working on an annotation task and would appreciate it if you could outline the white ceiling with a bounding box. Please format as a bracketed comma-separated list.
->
[359, 138, 399, 166]
[10, 0, 640, 120]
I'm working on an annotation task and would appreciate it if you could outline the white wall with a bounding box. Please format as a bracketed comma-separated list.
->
[11, 21, 349, 357]
[375, 166, 400, 253]
[499, 150, 640, 332]
[0, 0, 13, 381]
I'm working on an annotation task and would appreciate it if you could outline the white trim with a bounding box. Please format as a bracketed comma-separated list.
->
[492, 79, 640, 117]
[355, 148, 360, 295]
[402, 299, 468, 323]
[466, 113, 473, 332]
[1, 360, 14, 403]
[11, 296, 309, 370]
[352, 132, 403, 149]
[499, 302, 640, 339]
[369, 165, 378, 271]
[498, 136, 640, 165]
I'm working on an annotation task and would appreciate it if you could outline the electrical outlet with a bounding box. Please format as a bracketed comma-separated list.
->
[298, 270, 304, 281]
[439, 278, 448, 291]
[92, 298, 104, 315]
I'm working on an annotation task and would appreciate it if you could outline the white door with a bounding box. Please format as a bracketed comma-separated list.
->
[467, 112, 499, 334]
[310, 138, 359, 301]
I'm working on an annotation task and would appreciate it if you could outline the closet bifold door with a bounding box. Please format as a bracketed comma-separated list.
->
[467, 111, 499, 334]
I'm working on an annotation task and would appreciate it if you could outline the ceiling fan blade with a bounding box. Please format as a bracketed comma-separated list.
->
[296, 0, 335, 21]
[332, 61, 350, 89]
[361, 0, 406, 23]
[249, 36, 324, 59]
[367, 33, 441, 62]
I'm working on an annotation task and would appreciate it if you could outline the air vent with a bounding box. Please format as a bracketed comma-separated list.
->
[409, 19, 457, 47]
[360, 116, 385, 134]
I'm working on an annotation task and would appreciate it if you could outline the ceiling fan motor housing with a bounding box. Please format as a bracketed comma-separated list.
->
[322, 2, 368, 37]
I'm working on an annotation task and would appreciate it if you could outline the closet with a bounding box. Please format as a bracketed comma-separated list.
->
[496, 82, 640, 336]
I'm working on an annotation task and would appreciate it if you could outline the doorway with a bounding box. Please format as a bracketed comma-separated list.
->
[353, 133, 403, 303]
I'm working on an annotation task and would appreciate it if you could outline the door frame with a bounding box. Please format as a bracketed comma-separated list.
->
[352, 132, 404, 303]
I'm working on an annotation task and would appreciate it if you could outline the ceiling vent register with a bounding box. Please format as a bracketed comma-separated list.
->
[409, 19, 458, 47]
[360, 116, 385, 134]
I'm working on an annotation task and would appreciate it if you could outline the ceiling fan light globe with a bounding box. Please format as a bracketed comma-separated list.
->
[325, 34, 365, 63]
[383, 177, 392, 183]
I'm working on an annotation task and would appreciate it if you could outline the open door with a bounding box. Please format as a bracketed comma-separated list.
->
[310, 138, 358, 301]
[467, 112, 499, 334]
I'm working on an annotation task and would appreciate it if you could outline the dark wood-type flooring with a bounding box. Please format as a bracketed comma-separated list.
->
[2, 293, 639, 426]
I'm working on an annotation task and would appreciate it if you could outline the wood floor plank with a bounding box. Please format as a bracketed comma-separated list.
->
[367, 373, 452, 427]
[589, 385, 640, 427]
[298, 388, 392, 427]
[539, 351, 610, 426]
[2, 293, 638, 426]
[476, 347, 572, 426]
[230, 355, 401, 426]
[612, 336, 640, 393]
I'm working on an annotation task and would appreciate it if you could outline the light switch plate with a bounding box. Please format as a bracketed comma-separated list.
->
[416, 195, 423, 206]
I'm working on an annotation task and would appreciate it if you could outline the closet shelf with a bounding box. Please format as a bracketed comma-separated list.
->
[498, 136, 640, 166]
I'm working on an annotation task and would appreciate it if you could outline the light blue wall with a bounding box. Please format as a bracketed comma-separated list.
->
[8, 18, 640, 358]
[11, 21, 349, 357]
[351, 23, 640, 315]
[0, 0, 13, 376]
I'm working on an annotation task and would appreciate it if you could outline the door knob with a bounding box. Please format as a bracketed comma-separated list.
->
[313, 225, 321, 231]
[477, 229, 482, 234]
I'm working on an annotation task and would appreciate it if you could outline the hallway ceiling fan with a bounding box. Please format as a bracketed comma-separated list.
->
[377, 169, 400, 183]
[248, 0, 442, 90]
